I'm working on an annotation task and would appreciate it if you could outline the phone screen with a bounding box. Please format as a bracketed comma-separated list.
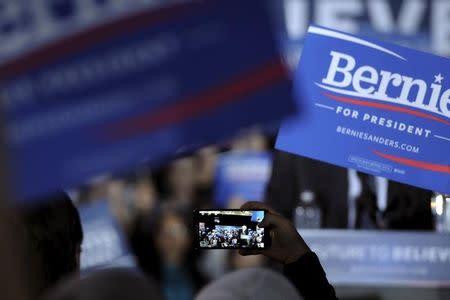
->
[193, 209, 270, 249]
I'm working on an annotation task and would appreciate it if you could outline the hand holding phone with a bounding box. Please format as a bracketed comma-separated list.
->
[239, 202, 311, 265]
[193, 209, 271, 250]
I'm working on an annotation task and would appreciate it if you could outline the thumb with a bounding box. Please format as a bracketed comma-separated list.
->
[258, 212, 284, 229]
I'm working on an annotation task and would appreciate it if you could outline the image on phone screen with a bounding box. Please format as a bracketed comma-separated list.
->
[193, 209, 269, 249]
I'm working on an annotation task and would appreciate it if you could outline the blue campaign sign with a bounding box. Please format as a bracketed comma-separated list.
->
[302, 230, 450, 287]
[214, 152, 272, 207]
[276, 25, 450, 194]
[79, 200, 135, 272]
[0, 0, 294, 201]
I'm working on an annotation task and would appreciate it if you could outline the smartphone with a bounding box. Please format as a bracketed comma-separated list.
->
[193, 209, 271, 249]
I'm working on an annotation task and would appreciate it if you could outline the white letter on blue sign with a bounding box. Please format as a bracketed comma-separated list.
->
[398, 76, 427, 104]
[322, 51, 355, 88]
[440, 89, 450, 115]
[352, 65, 379, 94]
[374, 71, 403, 99]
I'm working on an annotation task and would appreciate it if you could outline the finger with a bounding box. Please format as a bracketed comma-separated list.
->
[258, 213, 275, 228]
[258, 212, 286, 228]
[240, 201, 281, 216]
[240, 201, 264, 210]
[239, 249, 263, 256]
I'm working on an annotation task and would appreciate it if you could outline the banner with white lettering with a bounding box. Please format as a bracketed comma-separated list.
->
[302, 230, 450, 286]
[276, 25, 449, 194]
[271, 0, 450, 70]
[214, 152, 272, 207]
[0, 0, 294, 201]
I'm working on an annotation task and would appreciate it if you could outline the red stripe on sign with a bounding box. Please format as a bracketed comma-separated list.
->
[323, 92, 450, 127]
[0, 2, 196, 80]
[372, 149, 450, 174]
[98, 60, 288, 140]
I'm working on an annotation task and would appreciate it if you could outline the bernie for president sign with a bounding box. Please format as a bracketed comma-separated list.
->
[277, 25, 449, 194]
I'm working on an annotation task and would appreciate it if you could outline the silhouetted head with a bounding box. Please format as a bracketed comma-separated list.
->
[43, 269, 164, 300]
[20, 192, 83, 296]
[196, 267, 302, 300]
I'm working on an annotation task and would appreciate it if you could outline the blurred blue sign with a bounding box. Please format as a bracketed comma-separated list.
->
[277, 25, 450, 194]
[302, 230, 450, 287]
[0, 1, 184, 64]
[79, 200, 135, 272]
[215, 152, 272, 207]
[0, 0, 294, 201]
